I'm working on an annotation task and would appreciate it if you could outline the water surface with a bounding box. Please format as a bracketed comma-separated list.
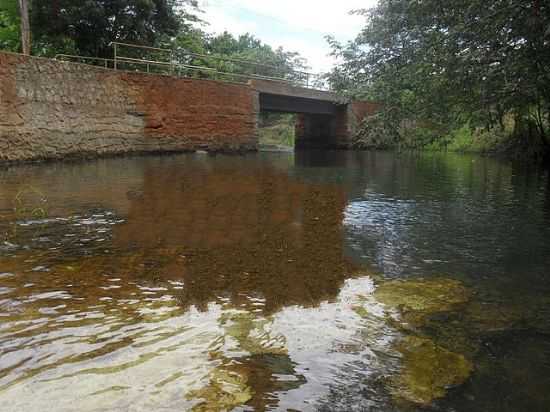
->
[0, 151, 549, 411]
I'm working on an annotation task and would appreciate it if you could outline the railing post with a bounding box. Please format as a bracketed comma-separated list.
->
[113, 43, 117, 70]
[170, 50, 174, 75]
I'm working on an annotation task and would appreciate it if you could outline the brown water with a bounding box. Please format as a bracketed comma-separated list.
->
[0, 151, 549, 411]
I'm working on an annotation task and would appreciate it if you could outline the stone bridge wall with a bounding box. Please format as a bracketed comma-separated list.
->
[0, 52, 381, 162]
[0, 52, 259, 162]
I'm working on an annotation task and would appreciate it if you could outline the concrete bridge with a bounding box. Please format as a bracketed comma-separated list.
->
[252, 79, 379, 149]
[0, 51, 379, 162]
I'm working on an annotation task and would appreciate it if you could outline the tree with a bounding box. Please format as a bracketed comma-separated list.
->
[28, 0, 199, 57]
[0, 0, 21, 52]
[328, 0, 550, 156]
[0, 0, 310, 87]
[1, 0, 201, 57]
[174, 31, 309, 82]
[17, 0, 28, 53]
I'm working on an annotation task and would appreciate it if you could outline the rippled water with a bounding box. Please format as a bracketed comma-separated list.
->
[0, 151, 549, 411]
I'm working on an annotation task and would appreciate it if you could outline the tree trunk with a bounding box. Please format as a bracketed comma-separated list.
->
[18, 0, 31, 55]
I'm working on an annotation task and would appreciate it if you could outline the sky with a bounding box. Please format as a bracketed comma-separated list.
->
[195, 0, 378, 73]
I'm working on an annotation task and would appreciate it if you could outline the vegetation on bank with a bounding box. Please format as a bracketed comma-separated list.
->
[326, 0, 550, 163]
[258, 114, 296, 149]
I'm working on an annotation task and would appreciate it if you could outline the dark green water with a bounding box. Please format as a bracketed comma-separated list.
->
[0, 151, 549, 411]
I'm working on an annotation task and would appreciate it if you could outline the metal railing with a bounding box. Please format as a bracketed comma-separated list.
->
[55, 42, 324, 89]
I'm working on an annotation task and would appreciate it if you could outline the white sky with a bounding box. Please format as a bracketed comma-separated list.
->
[196, 0, 378, 73]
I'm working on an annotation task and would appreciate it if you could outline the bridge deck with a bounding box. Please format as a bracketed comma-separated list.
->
[249, 79, 349, 115]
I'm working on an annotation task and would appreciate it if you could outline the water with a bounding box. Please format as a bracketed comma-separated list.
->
[0, 151, 549, 411]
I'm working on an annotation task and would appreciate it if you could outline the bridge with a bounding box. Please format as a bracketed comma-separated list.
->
[0, 45, 380, 162]
[54, 43, 380, 150]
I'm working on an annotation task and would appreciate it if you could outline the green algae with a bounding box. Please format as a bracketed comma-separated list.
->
[392, 336, 473, 406]
[188, 364, 253, 412]
[368, 277, 475, 405]
[220, 311, 287, 356]
[353, 305, 370, 318]
[374, 278, 470, 327]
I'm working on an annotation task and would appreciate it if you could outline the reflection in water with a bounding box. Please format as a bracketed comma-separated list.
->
[0, 157, 395, 411]
[114, 163, 355, 314]
[0, 152, 549, 411]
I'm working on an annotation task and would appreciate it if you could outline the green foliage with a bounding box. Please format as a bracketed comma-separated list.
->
[0, 0, 20, 51]
[258, 114, 296, 148]
[328, 0, 550, 159]
[0, 0, 307, 81]
[353, 111, 400, 149]
[174, 30, 309, 82]
[446, 125, 479, 152]
[0, 0, 200, 57]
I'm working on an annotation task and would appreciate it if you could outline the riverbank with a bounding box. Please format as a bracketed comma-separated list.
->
[353, 119, 550, 167]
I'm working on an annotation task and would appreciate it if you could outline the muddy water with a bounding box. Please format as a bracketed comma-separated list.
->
[0, 152, 549, 411]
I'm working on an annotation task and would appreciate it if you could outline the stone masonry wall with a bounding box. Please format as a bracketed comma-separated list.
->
[0, 52, 258, 162]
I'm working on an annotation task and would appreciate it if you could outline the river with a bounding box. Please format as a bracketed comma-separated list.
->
[0, 151, 549, 411]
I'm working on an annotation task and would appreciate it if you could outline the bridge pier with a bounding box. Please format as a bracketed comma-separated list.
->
[294, 106, 350, 149]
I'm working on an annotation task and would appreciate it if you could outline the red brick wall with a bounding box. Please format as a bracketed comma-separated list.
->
[122, 72, 258, 145]
[0, 52, 258, 162]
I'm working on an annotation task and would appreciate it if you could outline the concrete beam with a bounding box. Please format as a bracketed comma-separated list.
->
[249, 79, 348, 104]
[260, 93, 338, 115]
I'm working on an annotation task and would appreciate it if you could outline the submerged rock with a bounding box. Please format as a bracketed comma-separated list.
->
[374, 278, 470, 327]
[464, 297, 550, 337]
[392, 336, 473, 406]
[367, 277, 475, 405]
[188, 364, 253, 412]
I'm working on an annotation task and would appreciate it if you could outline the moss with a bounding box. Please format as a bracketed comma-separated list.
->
[374, 278, 469, 327]
[392, 336, 473, 405]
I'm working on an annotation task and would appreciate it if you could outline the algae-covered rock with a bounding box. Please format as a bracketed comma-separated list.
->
[188, 365, 253, 411]
[374, 278, 469, 327]
[392, 336, 473, 405]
